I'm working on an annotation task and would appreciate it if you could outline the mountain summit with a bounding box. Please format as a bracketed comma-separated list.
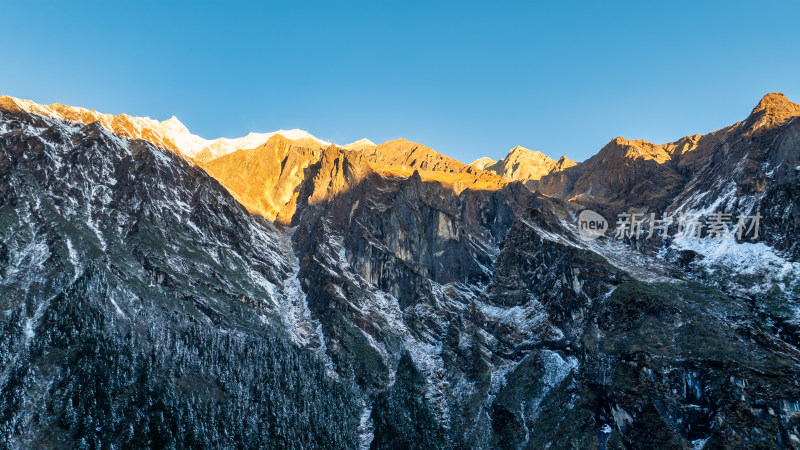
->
[481, 145, 576, 186]
[744, 92, 800, 130]
[752, 92, 800, 116]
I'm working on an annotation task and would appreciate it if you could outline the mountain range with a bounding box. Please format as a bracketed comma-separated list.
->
[1, 93, 799, 449]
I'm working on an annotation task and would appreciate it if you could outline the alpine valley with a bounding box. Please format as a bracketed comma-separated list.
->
[1, 93, 800, 449]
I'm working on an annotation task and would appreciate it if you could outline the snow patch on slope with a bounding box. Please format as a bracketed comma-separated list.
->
[672, 235, 800, 295]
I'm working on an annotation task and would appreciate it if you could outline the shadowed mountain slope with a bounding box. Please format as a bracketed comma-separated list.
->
[1, 94, 800, 448]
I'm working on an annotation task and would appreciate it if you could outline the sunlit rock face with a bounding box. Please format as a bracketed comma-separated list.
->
[360, 138, 466, 174]
[1, 94, 800, 449]
[201, 134, 328, 223]
[485, 145, 571, 183]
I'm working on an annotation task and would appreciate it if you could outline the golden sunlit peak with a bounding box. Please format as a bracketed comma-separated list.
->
[751, 92, 800, 118]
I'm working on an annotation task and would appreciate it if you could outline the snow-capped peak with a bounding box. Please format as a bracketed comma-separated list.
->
[342, 138, 377, 150]
[0, 95, 333, 162]
[190, 129, 331, 161]
[155, 117, 212, 156]
[157, 121, 332, 161]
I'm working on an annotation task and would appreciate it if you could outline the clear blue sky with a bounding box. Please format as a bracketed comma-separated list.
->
[2, 1, 799, 163]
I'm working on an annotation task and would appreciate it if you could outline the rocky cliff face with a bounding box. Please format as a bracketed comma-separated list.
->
[564, 137, 688, 215]
[201, 134, 327, 223]
[1, 94, 800, 449]
[665, 94, 800, 256]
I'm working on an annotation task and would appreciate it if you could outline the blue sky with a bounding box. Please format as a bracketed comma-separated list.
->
[2, 1, 799, 163]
